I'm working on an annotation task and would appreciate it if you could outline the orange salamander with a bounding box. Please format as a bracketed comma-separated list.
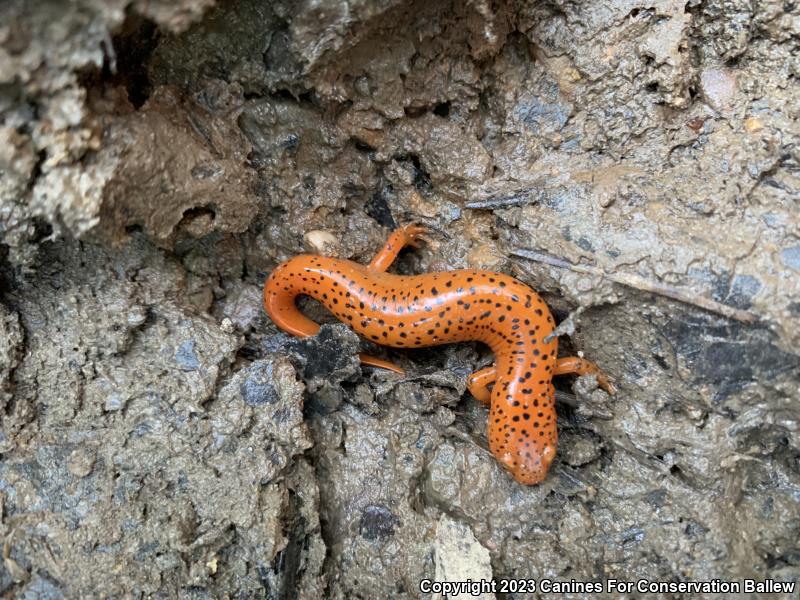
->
[263, 224, 614, 484]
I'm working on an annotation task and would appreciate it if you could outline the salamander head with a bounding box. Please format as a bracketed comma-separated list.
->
[499, 441, 556, 485]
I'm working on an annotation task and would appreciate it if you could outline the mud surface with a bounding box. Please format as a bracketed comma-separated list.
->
[1, 0, 799, 597]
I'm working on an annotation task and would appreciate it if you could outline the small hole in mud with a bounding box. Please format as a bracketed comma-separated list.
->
[32, 218, 53, 242]
[179, 206, 216, 234]
[646, 82, 659, 92]
[125, 224, 144, 234]
[669, 464, 681, 476]
[653, 354, 670, 370]
[353, 139, 375, 152]
[182, 206, 216, 219]
[403, 106, 427, 118]
[433, 101, 451, 117]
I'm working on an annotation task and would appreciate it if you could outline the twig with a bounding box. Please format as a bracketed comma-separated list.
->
[511, 248, 759, 324]
[465, 188, 542, 209]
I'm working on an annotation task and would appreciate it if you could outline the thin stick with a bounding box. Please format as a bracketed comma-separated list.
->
[465, 188, 542, 209]
[511, 248, 759, 324]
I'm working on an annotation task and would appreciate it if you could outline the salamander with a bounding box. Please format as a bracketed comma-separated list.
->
[263, 224, 614, 484]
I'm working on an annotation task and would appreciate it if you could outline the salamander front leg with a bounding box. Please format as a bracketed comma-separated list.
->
[368, 223, 431, 272]
[554, 357, 616, 395]
[467, 365, 497, 405]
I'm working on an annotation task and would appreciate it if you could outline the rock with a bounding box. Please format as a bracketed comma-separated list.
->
[433, 516, 495, 600]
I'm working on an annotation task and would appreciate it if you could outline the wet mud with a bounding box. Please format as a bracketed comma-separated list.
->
[1, 0, 798, 597]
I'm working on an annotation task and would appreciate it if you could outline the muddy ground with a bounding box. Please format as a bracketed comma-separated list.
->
[1, 0, 799, 598]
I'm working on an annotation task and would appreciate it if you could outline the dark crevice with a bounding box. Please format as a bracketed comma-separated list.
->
[396, 153, 433, 196]
[0, 243, 14, 295]
[366, 184, 397, 228]
[109, 9, 161, 108]
[77, 8, 159, 110]
[262, 488, 307, 599]
[353, 139, 375, 153]
[124, 223, 144, 235]
[403, 105, 427, 118]
[433, 101, 451, 117]
[178, 205, 216, 225]
[270, 88, 314, 104]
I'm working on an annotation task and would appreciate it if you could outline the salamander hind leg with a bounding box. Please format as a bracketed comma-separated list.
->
[554, 357, 616, 395]
[358, 353, 405, 375]
[368, 223, 431, 272]
[467, 365, 496, 405]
